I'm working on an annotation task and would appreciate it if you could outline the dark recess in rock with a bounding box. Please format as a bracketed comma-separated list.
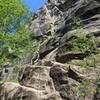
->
[56, 52, 87, 63]
[39, 37, 60, 59]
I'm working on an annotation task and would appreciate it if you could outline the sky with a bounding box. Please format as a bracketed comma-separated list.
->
[24, 0, 47, 12]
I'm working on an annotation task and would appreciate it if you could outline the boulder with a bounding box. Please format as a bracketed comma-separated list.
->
[18, 65, 54, 92]
[68, 65, 86, 82]
[49, 64, 82, 100]
[0, 82, 40, 100]
[0, 82, 62, 100]
[49, 62, 98, 100]
[18, 65, 63, 100]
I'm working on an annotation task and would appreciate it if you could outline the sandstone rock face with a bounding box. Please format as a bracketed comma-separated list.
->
[0, 82, 62, 100]
[0, 62, 99, 100]
[17, 62, 97, 100]
[18, 65, 63, 100]
[0, 82, 40, 100]
[18, 65, 54, 91]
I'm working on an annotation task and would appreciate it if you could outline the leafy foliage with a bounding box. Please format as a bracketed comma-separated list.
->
[76, 79, 96, 97]
[0, 0, 33, 67]
[69, 29, 97, 55]
[68, 29, 99, 69]
[0, 0, 31, 33]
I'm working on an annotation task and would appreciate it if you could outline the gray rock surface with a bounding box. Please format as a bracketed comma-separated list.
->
[0, 82, 62, 100]
[30, 0, 100, 62]
[26, 1, 100, 99]
[18, 65, 54, 91]
[17, 62, 98, 100]
[0, 62, 99, 100]
[0, 0, 100, 100]
[30, 0, 100, 37]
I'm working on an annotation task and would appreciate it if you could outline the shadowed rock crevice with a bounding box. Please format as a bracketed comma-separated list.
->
[56, 52, 87, 63]
[49, 63, 82, 100]
[80, 7, 100, 19]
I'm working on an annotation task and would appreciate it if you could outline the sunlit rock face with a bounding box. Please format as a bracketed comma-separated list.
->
[0, 82, 62, 100]
[29, 1, 100, 99]
[0, 62, 99, 100]
[30, 0, 100, 66]
[30, 0, 100, 38]
[49, 0, 67, 6]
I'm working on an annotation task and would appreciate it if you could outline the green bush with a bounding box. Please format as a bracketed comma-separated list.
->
[76, 79, 96, 97]
[69, 30, 97, 55]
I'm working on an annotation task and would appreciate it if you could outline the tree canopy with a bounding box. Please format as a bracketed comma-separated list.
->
[0, 0, 33, 67]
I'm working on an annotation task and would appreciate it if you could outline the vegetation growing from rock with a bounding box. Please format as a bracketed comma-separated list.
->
[67, 28, 99, 67]
[69, 30, 98, 55]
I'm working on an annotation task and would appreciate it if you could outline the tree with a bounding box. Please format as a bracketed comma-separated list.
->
[0, 0, 30, 33]
[0, 0, 33, 67]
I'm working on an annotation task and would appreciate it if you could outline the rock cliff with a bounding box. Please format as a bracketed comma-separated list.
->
[0, 0, 100, 100]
